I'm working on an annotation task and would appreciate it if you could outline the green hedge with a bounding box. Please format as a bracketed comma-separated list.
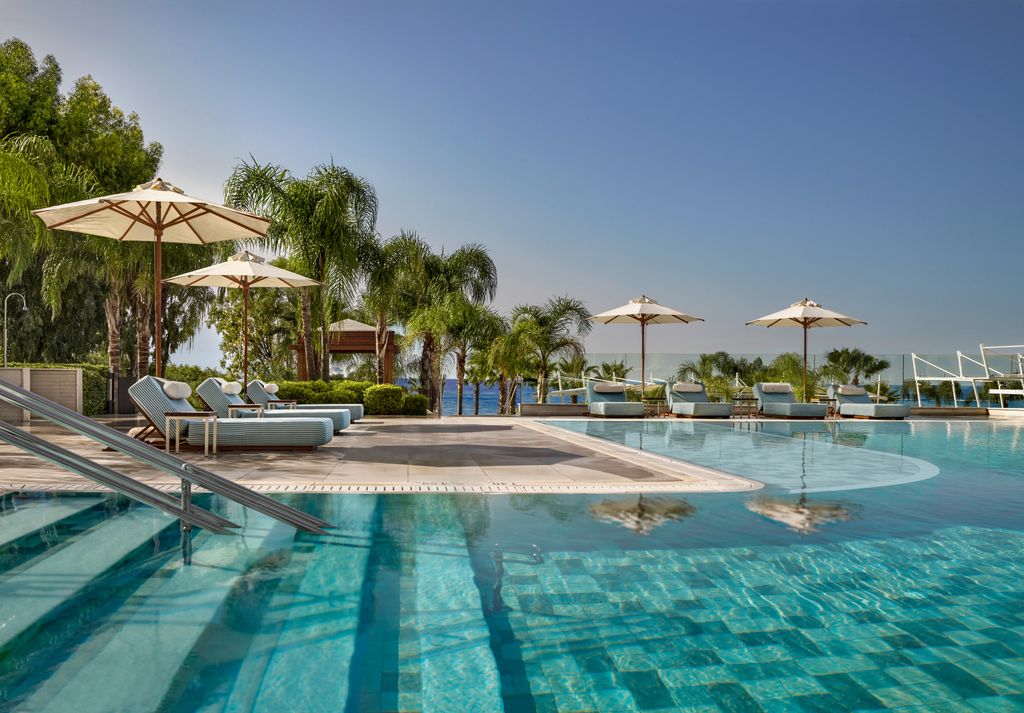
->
[275, 380, 367, 405]
[400, 393, 428, 416]
[163, 365, 224, 410]
[10, 362, 108, 416]
[364, 384, 404, 415]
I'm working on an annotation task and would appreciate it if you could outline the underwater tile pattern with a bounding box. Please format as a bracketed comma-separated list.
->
[499, 526, 1024, 712]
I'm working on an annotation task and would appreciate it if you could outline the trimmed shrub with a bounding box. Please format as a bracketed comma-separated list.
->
[334, 388, 360, 405]
[364, 384, 404, 415]
[400, 393, 428, 416]
[335, 380, 372, 402]
[11, 362, 108, 416]
[163, 364, 224, 410]
[276, 380, 368, 405]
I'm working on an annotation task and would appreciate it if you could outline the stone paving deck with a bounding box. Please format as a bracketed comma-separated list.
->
[0, 416, 760, 494]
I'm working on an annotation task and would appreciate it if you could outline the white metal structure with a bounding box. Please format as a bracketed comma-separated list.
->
[911, 343, 1024, 407]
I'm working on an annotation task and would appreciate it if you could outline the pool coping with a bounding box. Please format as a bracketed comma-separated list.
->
[519, 419, 763, 493]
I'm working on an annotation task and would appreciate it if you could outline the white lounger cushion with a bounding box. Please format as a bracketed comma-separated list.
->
[221, 381, 243, 395]
[836, 385, 867, 396]
[671, 382, 703, 393]
[162, 380, 192, 400]
[760, 383, 793, 394]
[593, 382, 626, 393]
[264, 382, 280, 394]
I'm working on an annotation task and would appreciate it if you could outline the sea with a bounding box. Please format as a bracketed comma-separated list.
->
[439, 379, 539, 416]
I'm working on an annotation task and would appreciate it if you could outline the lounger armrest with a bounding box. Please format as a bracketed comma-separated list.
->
[165, 410, 214, 417]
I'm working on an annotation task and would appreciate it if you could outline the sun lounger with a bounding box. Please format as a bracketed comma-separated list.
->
[247, 379, 364, 421]
[197, 378, 351, 433]
[129, 376, 333, 450]
[664, 381, 733, 418]
[753, 383, 827, 419]
[586, 381, 644, 418]
[827, 385, 909, 420]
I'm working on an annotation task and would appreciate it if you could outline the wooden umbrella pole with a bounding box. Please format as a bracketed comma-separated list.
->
[802, 322, 808, 403]
[243, 282, 249, 391]
[154, 207, 163, 378]
[640, 319, 647, 398]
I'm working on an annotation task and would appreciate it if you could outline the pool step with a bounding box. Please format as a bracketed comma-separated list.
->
[17, 505, 296, 713]
[0, 506, 175, 652]
[221, 495, 378, 713]
[0, 496, 109, 549]
[411, 497, 504, 713]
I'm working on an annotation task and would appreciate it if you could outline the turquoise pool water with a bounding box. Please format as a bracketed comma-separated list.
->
[1, 420, 1022, 712]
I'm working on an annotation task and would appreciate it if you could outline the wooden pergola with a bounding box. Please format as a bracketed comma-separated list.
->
[291, 319, 398, 382]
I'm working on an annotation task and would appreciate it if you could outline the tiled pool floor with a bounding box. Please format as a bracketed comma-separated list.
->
[500, 526, 1024, 712]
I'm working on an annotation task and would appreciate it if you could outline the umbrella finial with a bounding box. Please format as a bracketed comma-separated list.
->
[134, 177, 185, 194]
[231, 250, 266, 264]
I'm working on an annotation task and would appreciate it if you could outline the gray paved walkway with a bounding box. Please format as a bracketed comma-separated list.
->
[0, 417, 759, 494]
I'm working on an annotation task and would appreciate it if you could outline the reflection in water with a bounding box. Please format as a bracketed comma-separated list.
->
[746, 432, 858, 534]
[589, 494, 696, 535]
[746, 495, 855, 535]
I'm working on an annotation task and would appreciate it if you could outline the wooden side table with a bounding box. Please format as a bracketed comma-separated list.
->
[818, 398, 839, 419]
[165, 411, 217, 456]
[731, 396, 758, 418]
[641, 400, 667, 417]
[228, 404, 264, 418]
[266, 400, 299, 410]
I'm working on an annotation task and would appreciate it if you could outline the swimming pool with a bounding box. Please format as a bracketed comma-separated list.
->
[1, 419, 1022, 712]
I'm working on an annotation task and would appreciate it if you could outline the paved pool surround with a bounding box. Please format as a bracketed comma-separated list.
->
[0, 417, 758, 495]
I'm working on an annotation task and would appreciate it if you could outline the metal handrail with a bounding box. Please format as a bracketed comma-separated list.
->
[0, 421, 234, 533]
[0, 380, 329, 534]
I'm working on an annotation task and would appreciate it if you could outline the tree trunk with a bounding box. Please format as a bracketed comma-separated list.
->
[320, 294, 330, 382]
[537, 370, 546, 404]
[375, 314, 389, 384]
[159, 287, 171, 371]
[300, 290, 317, 381]
[420, 332, 436, 409]
[103, 290, 123, 413]
[510, 378, 519, 415]
[433, 359, 444, 419]
[456, 349, 466, 416]
[497, 374, 507, 415]
[473, 382, 480, 415]
[134, 290, 152, 379]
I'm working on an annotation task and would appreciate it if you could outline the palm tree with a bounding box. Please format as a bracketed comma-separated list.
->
[511, 296, 592, 404]
[225, 158, 378, 381]
[407, 292, 505, 416]
[406, 243, 497, 414]
[554, 354, 595, 404]
[488, 323, 533, 415]
[451, 303, 505, 415]
[596, 360, 631, 381]
[465, 348, 499, 415]
[821, 348, 891, 386]
[359, 230, 427, 383]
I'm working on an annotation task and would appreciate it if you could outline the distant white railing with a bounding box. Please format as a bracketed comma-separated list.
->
[911, 343, 1024, 407]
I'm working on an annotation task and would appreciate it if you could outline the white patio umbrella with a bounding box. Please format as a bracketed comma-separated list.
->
[32, 178, 270, 376]
[746, 298, 866, 402]
[165, 251, 321, 387]
[590, 296, 703, 391]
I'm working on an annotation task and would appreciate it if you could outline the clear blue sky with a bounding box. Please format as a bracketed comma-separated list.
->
[5, 0, 1022, 366]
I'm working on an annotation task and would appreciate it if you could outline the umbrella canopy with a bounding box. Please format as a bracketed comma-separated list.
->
[590, 296, 703, 390]
[165, 251, 320, 387]
[32, 178, 270, 376]
[746, 298, 866, 402]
